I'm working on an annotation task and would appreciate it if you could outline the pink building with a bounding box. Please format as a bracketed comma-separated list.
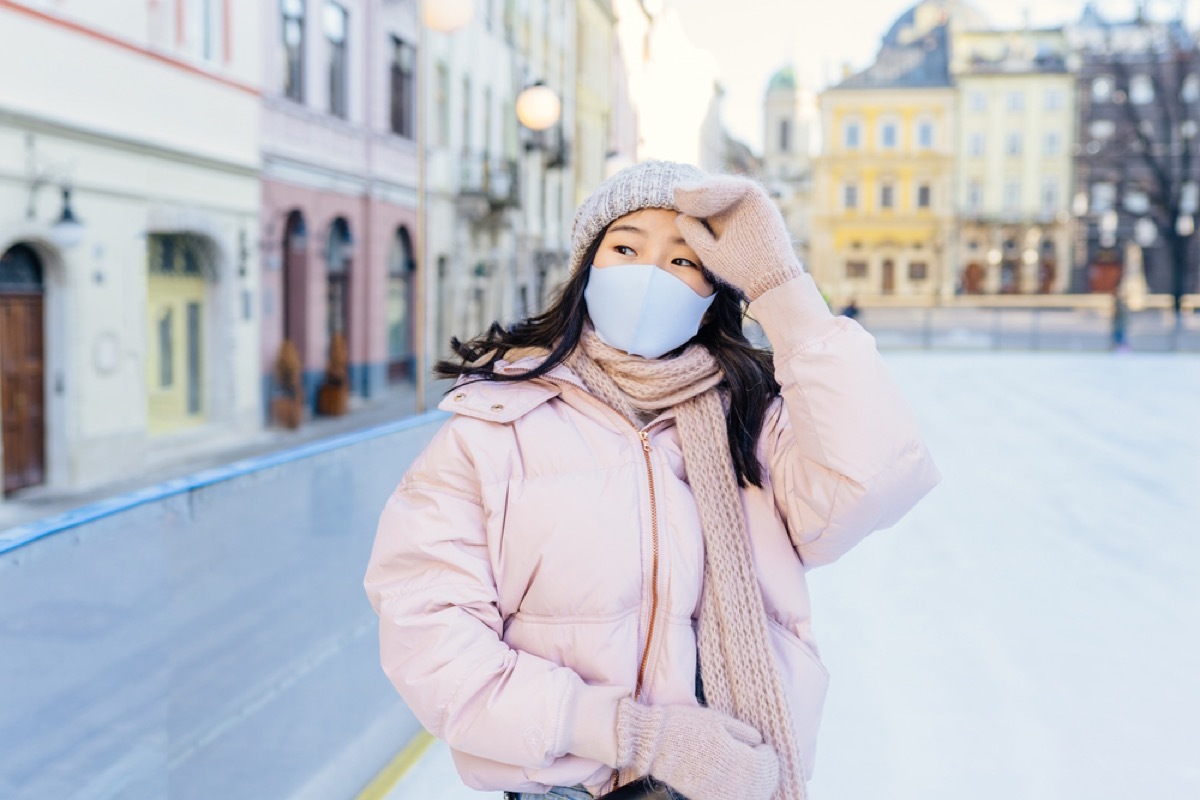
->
[259, 0, 420, 415]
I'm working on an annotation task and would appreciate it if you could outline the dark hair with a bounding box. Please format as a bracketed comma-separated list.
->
[435, 232, 782, 487]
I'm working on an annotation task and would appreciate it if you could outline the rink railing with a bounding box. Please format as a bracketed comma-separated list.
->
[0, 411, 446, 800]
[856, 306, 1200, 352]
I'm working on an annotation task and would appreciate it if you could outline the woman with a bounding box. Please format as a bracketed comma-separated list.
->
[364, 161, 939, 800]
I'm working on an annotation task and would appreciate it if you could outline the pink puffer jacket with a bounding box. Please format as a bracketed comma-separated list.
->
[364, 275, 940, 796]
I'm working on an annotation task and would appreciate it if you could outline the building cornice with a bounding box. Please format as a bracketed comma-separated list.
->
[0, 108, 260, 176]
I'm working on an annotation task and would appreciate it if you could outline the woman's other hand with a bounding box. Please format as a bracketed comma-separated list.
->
[673, 175, 804, 301]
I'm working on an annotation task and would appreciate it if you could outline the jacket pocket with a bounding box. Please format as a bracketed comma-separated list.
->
[767, 618, 830, 781]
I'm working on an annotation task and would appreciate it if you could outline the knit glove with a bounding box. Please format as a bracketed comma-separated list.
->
[674, 176, 804, 301]
[615, 698, 780, 800]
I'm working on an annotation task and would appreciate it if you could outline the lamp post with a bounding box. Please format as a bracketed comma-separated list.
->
[414, 0, 474, 414]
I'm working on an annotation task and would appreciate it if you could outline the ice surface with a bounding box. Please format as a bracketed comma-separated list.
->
[389, 352, 1200, 800]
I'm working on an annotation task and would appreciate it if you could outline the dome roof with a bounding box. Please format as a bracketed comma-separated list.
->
[767, 65, 797, 93]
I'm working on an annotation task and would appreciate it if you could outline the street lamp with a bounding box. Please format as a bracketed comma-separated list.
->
[515, 82, 562, 131]
[414, 0, 475, 413]
[49, 187, 85, 250]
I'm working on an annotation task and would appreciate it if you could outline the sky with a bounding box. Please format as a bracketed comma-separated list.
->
[671, 0, 1200, 154]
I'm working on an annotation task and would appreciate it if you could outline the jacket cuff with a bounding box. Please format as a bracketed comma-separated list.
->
[748, 273, 838, 357]
[559, 682, 627, 767]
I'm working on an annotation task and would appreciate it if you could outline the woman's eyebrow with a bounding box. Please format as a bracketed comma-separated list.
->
[607, 224, 645, 235]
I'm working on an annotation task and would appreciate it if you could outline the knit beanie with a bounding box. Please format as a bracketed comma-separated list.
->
[567, 160, 707, 276]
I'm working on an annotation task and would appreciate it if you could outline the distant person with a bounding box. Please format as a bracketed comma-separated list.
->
[1111, 289, 1130, 352]
[841, 298, 860, 320]
[365, 162, 940, 800]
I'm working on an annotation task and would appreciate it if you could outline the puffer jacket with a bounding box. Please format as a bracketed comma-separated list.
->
[364, 275, 940, 796]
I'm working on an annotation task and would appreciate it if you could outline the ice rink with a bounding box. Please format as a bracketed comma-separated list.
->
[387, 351, 1200, 800]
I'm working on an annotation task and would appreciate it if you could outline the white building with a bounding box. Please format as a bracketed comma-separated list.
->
[761, 65, 818, 264]
[0, 0, 262, 494]
[425, 0, 579, 353]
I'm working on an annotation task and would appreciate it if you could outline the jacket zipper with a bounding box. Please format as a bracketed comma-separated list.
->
[614, 424, 660, 792]
[539, 376, 662, 792]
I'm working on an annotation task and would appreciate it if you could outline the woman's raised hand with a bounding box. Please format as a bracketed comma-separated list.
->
[615, 698, 780, 800]
[673, 175, 804, 301]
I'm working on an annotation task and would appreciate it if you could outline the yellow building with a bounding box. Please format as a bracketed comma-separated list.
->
[811, 2, 982, 304]
[952, 27, 1075, 294]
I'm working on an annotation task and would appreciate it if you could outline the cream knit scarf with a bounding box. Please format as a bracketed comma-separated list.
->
[565, 328, 806, 800]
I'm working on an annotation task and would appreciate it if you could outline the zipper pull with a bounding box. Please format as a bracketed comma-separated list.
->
[639, 430, 652, 452]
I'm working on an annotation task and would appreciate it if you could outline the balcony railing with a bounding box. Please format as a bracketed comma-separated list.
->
[458, 155, 520, 211]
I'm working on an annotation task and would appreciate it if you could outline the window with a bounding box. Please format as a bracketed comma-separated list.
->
[917, 120, 934, 150]
[880, 183, 895, 209]
[917, 183, 931, 209]
[844, 120, 861, 150]
[1129, 74, 1154, 105]
[843, 183, 859, 210]
[390, 37, 416, 138]
[779, 119, 791, 153]
[1006, 132, 1023, 156]
[434, 61, 450, 146]
[1006, 91, 1025, 112]
[968, 132, 984, 157]
[1091, 182, 1116, 213]
[845, 261, 868, 279]
[1183, 74, 1200, 103]
[908, 262, 928, 280]
[282, 0, 305, 101]
[1089, 119, 1115, 139]
[967, 179, 983, 212]
[158, 308, 174, 388]
[880, 120, 898, 150]
[1124, 190, 1149, 214]
[968, 91, 986, 112]
[461, 76, 472, 153]
[1041, 178, 1058, 215]
[1044, 88, 1064, 111]
[1092, 76, 1113, 102]
[1044, 131, 1061, 156]
[1004, 180, 1021, 212]
[324, 2, 348, 118]
[186, 0, 224, 61]
[387, 228, 416, 382]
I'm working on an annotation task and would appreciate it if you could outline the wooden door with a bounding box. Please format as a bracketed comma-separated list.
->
[0, 294, 46, 494]
[882, 260, 896, 294]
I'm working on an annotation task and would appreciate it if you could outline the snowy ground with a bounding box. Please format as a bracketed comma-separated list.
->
[388, 351, 1200, 800]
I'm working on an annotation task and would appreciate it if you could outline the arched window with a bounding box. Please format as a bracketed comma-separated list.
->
[388, 227, 416, 382]
[281, 210, 308, 355]
[325, 217, 352, 342]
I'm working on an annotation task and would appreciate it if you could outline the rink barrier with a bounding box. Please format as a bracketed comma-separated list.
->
[0, 410, 448, 800]
[0, 411, 446, 557]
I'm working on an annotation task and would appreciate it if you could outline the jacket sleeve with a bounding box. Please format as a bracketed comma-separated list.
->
[363, 418, 625, 771]
[750, 273, 941, 569]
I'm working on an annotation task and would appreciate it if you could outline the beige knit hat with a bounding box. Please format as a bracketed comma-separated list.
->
[567, 160, 707, 276]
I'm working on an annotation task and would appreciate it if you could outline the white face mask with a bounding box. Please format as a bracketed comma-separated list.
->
[583, 264, 716, 358]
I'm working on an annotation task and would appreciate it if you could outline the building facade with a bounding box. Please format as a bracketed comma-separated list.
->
[259, 0, 421, 415]
[1066, 6, 1199, 299]
[951, 26, 1075, 295]
[761, 65, 817, 265]
[811, 2, 971, 304]
[0, 0, 262, 493]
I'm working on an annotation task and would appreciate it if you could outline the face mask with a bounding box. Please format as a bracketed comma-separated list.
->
[583, 264, 716, 358]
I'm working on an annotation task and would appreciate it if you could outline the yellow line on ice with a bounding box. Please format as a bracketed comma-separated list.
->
[355, 730, 436, 800]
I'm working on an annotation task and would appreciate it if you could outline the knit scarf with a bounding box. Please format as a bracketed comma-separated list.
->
[565, 328, 807, 800]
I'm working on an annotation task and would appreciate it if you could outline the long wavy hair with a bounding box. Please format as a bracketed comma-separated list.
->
[435, 231, 782, 487]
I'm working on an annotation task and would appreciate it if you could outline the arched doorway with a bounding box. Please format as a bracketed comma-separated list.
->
[325, 218, 352, 348]
[146, 233, 214, 435]
[281, 210, 309, 360]
[0, 243, 46, 494]
[387, 226, 416, 383]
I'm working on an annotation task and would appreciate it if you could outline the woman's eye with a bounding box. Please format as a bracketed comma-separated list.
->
[614, 245, 635, 256]
[673, 258, 699, 268]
